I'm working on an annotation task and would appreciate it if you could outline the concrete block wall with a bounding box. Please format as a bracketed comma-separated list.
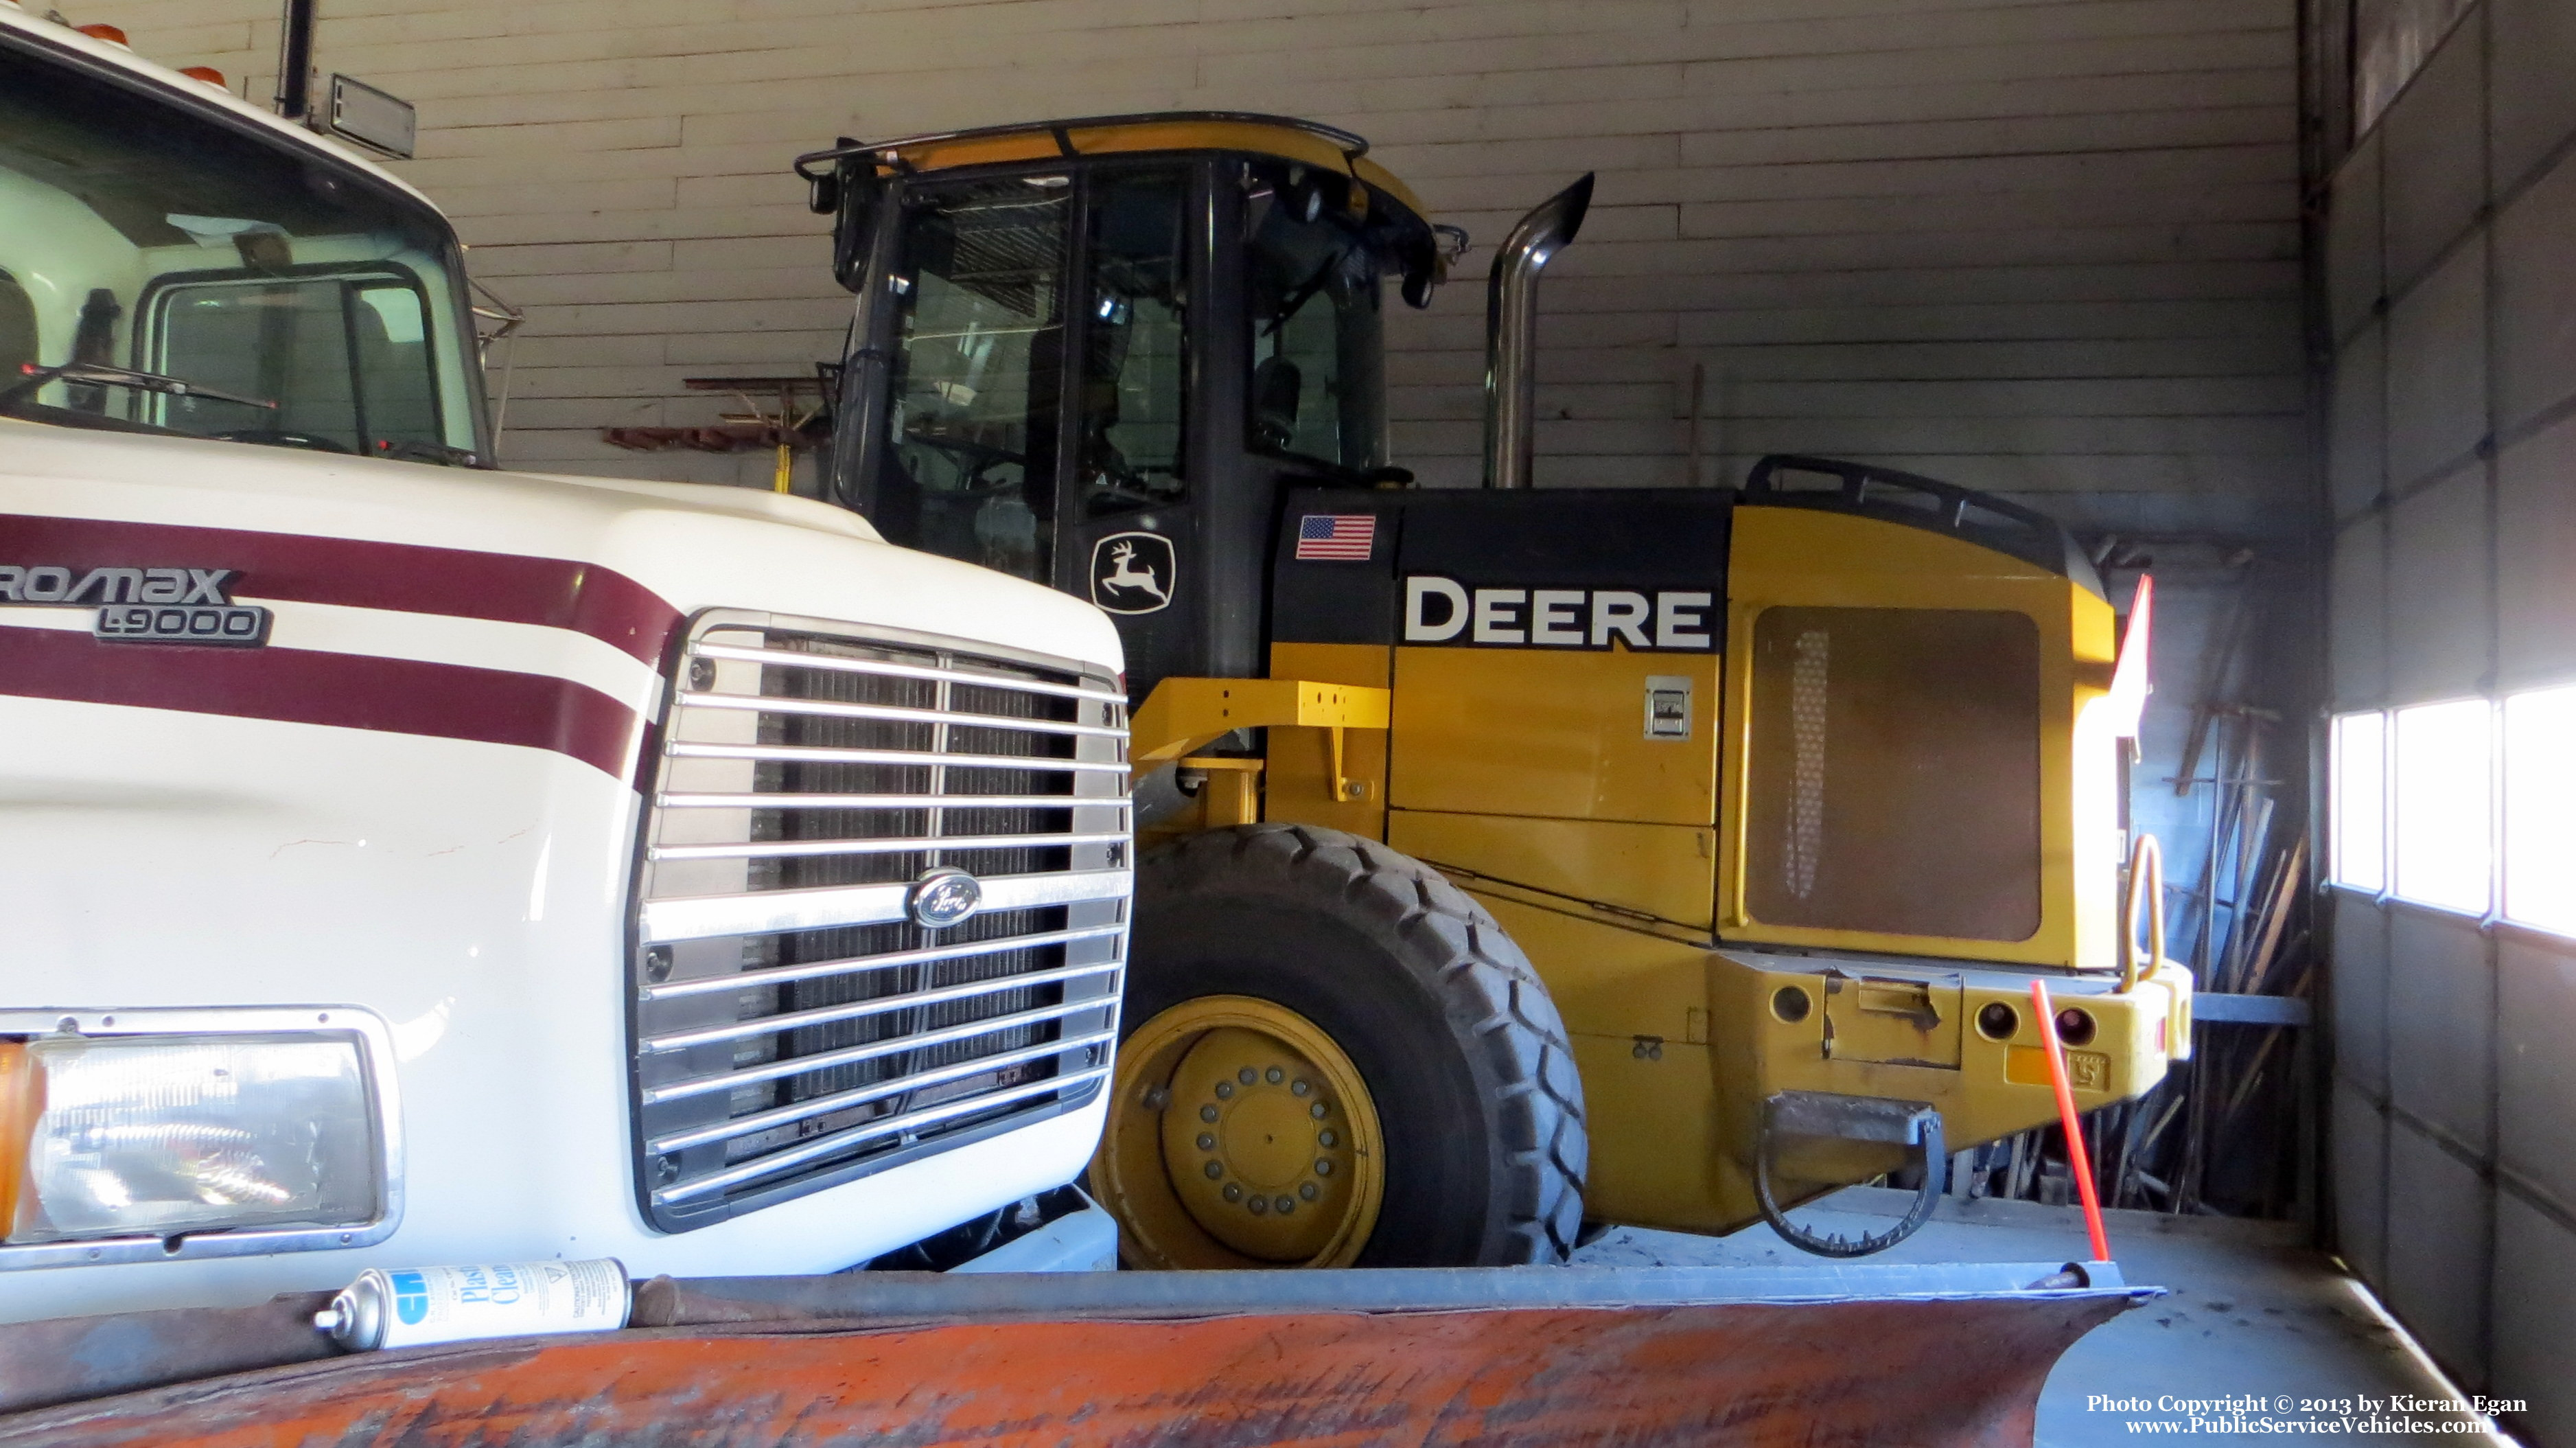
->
[97, 0, 2301, 535]
[2315, 0, 2576, 1439]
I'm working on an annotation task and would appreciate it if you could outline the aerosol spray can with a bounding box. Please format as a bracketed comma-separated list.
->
[314, 1259, 631, 1351]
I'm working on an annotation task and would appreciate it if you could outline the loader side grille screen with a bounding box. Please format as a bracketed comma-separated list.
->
[628, 613, 1130, 1232]
[1745, 606, 2041, 942]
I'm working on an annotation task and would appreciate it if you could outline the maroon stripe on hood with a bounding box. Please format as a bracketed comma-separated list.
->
[0, 514, 682, 665]
[0, 626, 641, 778]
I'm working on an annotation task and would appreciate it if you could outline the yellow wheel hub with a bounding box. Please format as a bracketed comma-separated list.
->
[1091, 996, 1384, 1269]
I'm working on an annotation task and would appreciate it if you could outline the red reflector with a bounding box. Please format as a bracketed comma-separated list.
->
[2157, 1017, 2167, 1054]
[180, 65, 229, 89]
[76, 22, 129, 45]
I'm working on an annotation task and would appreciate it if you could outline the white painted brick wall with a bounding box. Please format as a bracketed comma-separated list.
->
[95, 0, 2301, 533]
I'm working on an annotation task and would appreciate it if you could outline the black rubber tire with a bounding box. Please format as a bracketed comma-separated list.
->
[1128, 823, 1588, 1265]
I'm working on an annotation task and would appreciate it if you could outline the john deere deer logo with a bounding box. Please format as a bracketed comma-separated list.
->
[1089, 532, 1175, 615]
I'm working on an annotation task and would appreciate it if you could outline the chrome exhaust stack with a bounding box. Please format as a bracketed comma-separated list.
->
[1482, 172, 1594, 490]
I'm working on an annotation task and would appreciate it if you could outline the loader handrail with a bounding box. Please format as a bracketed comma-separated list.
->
[1742, 453, 2104, 595]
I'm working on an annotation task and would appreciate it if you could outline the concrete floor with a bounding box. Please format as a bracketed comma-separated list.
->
[1572, 1188, 2512, 1445]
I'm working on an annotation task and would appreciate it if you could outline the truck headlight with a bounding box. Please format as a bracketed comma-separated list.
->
[3, 1033, 382, 1244]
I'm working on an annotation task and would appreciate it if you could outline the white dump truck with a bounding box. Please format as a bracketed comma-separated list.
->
[0, 7, 1129, 1324]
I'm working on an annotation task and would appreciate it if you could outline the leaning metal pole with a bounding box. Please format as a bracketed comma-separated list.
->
[1481, 172, 1594, 489]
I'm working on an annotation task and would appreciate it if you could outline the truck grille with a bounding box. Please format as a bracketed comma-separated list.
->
[629, 612, 1128, 1232]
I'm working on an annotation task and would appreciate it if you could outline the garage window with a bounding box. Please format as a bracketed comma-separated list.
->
[2391, 699, 2493, 916]
[2504, 686, 2576, 936]
[2330, 711, 2387, 893]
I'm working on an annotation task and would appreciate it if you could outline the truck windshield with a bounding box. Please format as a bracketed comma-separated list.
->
[0, 41, 485, 463]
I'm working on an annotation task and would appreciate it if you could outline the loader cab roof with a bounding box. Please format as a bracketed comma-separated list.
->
[794, 111, 1450, 297]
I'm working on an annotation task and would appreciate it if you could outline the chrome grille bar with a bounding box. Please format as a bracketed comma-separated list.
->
[640, 867, 1131, 945]
[649, 831, 1126, 863]
[642, 958, 1122, 1053]
[690, 641, 1126, 703]
[642, 995, 1108, 1105]
[669, 741, 1128, 773]
[658, 792, 1122, 811]
[653, 1065, 1116, 1207]
[647, 1028, 1119, 1156]
[677, 690, 1125, 739]
[645, 922, 1126, 1002]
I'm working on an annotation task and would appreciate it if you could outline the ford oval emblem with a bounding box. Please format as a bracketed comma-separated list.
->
[908, 866, 982, 929]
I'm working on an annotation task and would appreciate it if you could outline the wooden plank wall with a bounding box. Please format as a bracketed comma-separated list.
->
[102, 0, 2301, 535]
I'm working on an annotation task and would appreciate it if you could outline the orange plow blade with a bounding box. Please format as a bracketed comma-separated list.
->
[0, 1263, 2151, 1447]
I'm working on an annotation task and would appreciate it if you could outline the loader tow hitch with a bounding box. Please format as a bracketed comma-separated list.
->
[1753, 1090, 1947, 1257]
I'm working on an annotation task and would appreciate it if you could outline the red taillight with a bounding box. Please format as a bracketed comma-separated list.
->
[76, 22, 129, 45]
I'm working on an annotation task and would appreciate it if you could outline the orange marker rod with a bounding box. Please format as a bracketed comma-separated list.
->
[2030, 980, 2113, 1263]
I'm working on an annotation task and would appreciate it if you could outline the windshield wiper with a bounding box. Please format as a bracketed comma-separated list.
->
[377, 438, 487, 468]
[0, 361, 277, 413]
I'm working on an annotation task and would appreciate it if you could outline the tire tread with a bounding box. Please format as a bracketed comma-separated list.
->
[1144, 823, 1588, 1263]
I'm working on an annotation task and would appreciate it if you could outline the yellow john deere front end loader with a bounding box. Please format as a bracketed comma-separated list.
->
[794, 113, 2190, 1269]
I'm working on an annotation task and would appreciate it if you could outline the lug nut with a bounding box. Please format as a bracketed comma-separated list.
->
[1291, 1079, 1311, 1096]
[1314, 1159, 1333, 1176]
[1223, 1184, 1242, 1202]
[1249, 1197, 1268, 1215]
[1309, 1102, 1327, 1119]
[1275, 1197, 1295, 1215]
[1203, 1161, 1223, 1180]
[1319, 1129, 1338, 1148]
[1196, 1133, 1216, 1151]
[1216, 1082, 1233, 1099]
[1265, 1067, 1284, 1084]
[1143, 1087, 1170, 1110]
[1300, 1182, 1318, 1201]
[1200, 1104, 1219, 1123]
[1238, 1068, 1257, 1085]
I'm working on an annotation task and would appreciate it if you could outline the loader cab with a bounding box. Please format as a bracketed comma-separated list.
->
[812, 116, 1445, 702]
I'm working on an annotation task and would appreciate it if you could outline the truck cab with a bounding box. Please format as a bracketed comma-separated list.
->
[0, 11, 1129, 1321]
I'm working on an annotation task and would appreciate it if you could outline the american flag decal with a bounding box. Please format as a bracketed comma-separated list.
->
[1295, 514, 1377, 561]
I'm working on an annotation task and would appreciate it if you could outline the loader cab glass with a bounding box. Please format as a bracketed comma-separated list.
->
[0, 38, 487, 463]
[870, 165, 1194, 586]
[1243, 163, 1384, 473]
[877, 172, 1074, 584]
